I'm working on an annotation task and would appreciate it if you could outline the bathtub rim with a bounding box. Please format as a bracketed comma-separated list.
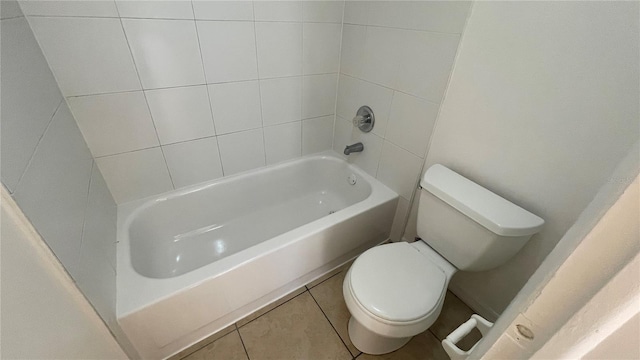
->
[116, 151, 398, 317]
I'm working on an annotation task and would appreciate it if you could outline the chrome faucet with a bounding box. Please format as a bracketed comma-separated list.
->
[344, 142, 364, 155]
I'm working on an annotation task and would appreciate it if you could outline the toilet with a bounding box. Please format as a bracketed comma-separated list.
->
[343, 164, 544, 355]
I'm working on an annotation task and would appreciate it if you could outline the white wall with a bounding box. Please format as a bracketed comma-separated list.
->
[1, 189, 127, 359]
[332, 1, 471, 240]
[0, 0, 132, 354]
[416, 1, 639, 318]
[23, 0, 344, 203]
[475, 145, 639, 358]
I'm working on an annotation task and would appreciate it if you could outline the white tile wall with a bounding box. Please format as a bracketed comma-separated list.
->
[145, 85, 215, 145]
[68, 92, 159, 157]
[209, 81, 262, 134]
[76, 164, 118, 321]
[264, 121, 302, 165]
[12, 103, 93, 278]
[396, 31, 461, 102]
[217, 129, 266, 175]
[2, 8, 132, 356]
[334, 0, 470, 242]
[303, 22, 342, 74]
[360, 26, 404, 88]
[122, 19, 205, 89]
[365, 1, 471, 33]
[163, 137, 223, 188]
[197, 21, 258, 83]
[303, 1, 344, 23]
[20, 0, 119, 17]
[116, 1, 194, 20]
[386, 92, 439, 157]
[96, 147, 174, 203]
[302, 116, 334, 155]
[192, 1, 254, 21]
[336, 74, 393, 137]
[254, 1, 302, 22]
[348, 128, 384, 176]
[1, 16, 62, 192]
[80, 164, 118, 271]
[389, 196, 410, 242]
[1, 0, 23, 19]
[260, 77, 302, 126]
[376, 141, 423, 199]
[302, 73, 338, 119]
[25, 1, 345, 203]
[332, 115, 353, 157]
[255, 22, 303, 78]
[27, 16, 140, 95]
[339, 24, 367, 78]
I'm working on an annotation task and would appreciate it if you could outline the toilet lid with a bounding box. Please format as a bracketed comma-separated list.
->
[349, 242, 446, 322]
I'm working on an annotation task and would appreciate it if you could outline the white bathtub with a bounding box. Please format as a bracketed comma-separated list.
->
[116, 152, 398, 359]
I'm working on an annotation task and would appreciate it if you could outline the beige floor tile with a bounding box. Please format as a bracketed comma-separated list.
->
[236, 286, 307, 327]
[307, 260, 354, 289]
[430, 291, 483, 351]
[308, 269, 361, 357]
[181, 330, 248, 360]
[169, 324, 237, 360]
[358, 330, 449, 360]
[238, 291, 352, 360]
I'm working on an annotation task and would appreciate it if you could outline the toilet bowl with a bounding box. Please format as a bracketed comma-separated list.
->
[343, 164, 545, 355]
[343, 241, 456, 354]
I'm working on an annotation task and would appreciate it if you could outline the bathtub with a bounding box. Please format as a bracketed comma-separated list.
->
[116, 152, 398, 359]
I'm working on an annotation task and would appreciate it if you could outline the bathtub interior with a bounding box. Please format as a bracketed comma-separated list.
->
[128, 156, 373, 279]
[116, 153, 399, 358]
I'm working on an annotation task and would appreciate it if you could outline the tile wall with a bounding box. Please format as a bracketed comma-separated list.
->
[0, 1, 133, 354]
[23, 0, 344, 203]
[332, 1, 472, 241]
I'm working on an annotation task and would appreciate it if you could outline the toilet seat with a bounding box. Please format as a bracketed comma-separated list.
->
[348, 242, 447, 323]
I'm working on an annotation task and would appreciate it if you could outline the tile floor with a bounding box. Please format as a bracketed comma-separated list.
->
[171, 263, 482, 360]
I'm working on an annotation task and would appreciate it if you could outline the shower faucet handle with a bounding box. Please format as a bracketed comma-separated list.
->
[352, 106, 375, 133]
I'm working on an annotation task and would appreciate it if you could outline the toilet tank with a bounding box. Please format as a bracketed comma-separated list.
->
[417, 164, 544, 272]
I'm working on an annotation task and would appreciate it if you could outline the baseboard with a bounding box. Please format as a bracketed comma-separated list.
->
[448, 282, 501, 322]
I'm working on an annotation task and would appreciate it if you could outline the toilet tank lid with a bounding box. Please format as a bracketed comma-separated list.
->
[420, 164, 544, 237]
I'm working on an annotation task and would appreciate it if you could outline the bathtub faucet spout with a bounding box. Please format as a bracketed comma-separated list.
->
[344, 142, 364, 155]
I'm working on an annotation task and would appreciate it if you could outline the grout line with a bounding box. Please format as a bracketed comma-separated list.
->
[251, 1, 267, 167]
[235, 288, 309, 330]
[298, 16, 304, 156]
[342, 21, 465, 36]
[25, 13, 343, 25]
[339, 72, 442, 107]
[330, 0, 347, 152]
[0, 15, 25, 20]
[92, 114, 333, 161]
[75, 160, 95, 277]
[236, 325, 252, 360]
[306, 268, 344, 291]
[115, 4, 175, 189]
[308, 288, 354, 356]
[12, 99, 63, 194]
[176, 326, 237, 360]
[428, 328, 442, 342]
[65, 72, 339, 99]
[190, 0, 226, 178]
[23, 14, 461, 34]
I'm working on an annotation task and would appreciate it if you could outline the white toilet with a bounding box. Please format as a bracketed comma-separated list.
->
[343, 164, 544, 355]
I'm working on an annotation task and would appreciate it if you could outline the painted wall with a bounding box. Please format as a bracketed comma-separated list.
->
[331, 1, 471, 240]
[0, 1, 133, 355]
[1, 190, 127, 359]
[475, 145, 639, 358]
[23, 0, 344, 203]
[413, 1, 639, 318]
